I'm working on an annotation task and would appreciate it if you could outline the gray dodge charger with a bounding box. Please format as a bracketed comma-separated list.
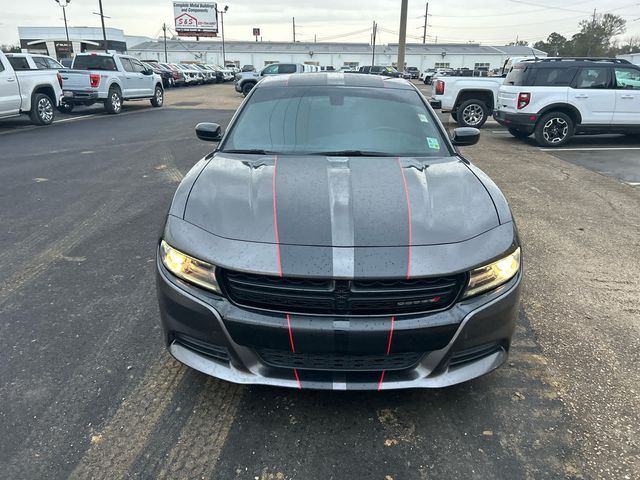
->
[156, 73, 522, 390]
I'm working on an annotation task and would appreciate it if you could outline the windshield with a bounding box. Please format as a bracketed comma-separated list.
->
[222, 85, 450, 157]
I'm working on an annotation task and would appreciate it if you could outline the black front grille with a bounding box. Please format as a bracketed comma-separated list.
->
[258, 348, 423, 371]
[219, 269, 466, 315]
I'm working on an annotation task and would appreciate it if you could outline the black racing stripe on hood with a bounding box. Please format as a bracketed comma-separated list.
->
[350, 157, 410, 247]
[275, 156, 333, 246]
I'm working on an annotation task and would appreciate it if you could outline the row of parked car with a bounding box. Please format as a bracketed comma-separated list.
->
[0, 50, 240, 125]
[142, 61, 236, 88]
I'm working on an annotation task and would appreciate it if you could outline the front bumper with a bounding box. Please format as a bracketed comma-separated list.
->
[494, 110, 538, 133]
[156, 255, 522, 390]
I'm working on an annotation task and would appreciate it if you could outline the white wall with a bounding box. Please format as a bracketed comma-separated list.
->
[130, 47, 524, 70]
[618, 53, 640, 66]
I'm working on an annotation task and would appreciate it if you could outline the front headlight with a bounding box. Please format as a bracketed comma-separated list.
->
[463, 247, 521, 298]
[159, 240, 221, 294]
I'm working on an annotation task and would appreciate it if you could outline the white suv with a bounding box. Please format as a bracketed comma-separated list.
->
[494, 58, 640, 147]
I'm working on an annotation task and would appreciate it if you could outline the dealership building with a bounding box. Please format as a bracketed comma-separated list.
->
[16, 25, 546, 71]
[17, 26, 151, 59]
[128, 40, 546, 70]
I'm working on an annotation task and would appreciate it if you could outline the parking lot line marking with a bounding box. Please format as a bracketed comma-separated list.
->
[626, 182, 640, 186]
[55, 114, 100, 124]
[539, 147, 640, 152]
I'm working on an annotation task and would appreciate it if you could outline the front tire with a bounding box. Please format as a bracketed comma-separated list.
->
[105, 87, 123, 114]
[150, 85, 164, 107]
[457, 99, 488, 128]
[534, 112, 573, 147]
[30, 93, 55, 125]
[508, 128, 531, 139]
[242, 82, 255, 96]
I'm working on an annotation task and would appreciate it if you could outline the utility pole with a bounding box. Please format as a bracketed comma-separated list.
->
[397, 0, 408, 71]
[293, 17, 296, 42]
[97, 0, 108, 52]
[422, 2, 429, 44]
[163, 23, 168, 62]
[371, 21, 377, 67]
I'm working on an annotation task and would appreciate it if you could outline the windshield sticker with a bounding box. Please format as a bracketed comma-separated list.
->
[418, 113, 429, 123]
[427, 137, 440, 150]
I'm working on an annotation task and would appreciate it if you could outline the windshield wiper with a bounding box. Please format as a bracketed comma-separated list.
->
[306, 150, 394, 157]
[221, 149, 278, 155]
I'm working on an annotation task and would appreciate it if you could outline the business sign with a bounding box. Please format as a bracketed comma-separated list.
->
[253, 28, 260, 37]
[173, 2, 218, 37]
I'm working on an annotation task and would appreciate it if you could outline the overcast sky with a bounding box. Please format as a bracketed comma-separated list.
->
[1, 0, 639, 46]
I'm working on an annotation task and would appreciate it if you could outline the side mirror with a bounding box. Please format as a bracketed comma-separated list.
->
[195, 122, 223, 142]
[451, 127, 480, 147]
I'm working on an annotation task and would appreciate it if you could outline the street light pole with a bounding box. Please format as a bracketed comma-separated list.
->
[54, 0, 71, 56]
[220, 6, 228, 67]
[98, 0, 108, 52]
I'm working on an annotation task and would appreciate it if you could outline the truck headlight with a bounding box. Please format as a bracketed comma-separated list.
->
[159, 240, 221, 294]
[463, 248, 520, 298]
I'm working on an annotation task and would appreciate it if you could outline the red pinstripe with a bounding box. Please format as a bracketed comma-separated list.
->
[378, 316, 395, 391]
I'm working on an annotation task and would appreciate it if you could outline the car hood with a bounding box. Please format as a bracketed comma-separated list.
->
[184, 154, 500, 247]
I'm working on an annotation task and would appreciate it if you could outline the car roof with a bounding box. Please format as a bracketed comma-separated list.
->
[258, 73, 415, 90]
[518, 57, 633, 68]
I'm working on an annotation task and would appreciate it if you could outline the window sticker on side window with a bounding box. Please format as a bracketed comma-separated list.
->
[427, 137, 440, 149]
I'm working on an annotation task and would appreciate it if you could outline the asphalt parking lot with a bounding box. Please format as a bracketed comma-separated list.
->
[0, 81, 638, 480]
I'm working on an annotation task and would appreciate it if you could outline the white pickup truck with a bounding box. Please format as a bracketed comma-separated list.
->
[431, 57, 535, 128]
[59, 53, 164, 114]
[0, 51, 63, 125]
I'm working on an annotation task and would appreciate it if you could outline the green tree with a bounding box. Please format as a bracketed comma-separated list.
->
[533, 32, 571, 56]
[571, 13, 626, 57]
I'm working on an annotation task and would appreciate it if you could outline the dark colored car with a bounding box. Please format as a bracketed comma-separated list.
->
[241, 64, 256, 72]
[358, 65, 402, 78]
[406, 66, 420, 79]
[142, 61, 173, 88]
[157, 73, 522, 390]
[160, 63, 186, 86]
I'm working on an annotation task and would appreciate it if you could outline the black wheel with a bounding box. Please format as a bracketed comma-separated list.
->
[58, 101, 74, 114]
[534, 111, 573, 147]
[105, 86, 123, 114]
[450, 111, 458, 122]
[457, 99, 488, 128]
[30, 93, 55, 125]
[242, 82, 255, 96]
[508, 128, 531, 139]
[150, 85, 164, 107]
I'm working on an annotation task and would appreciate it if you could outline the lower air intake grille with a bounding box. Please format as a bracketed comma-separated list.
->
[258, 348, 423, 371]
[174, 334, 229, 363]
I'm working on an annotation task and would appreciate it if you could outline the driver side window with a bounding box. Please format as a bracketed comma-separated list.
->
[262, 64, 279, 75]
[131, 59, 147, 73]
[121, 58, 135, 72]
[614, 67, 640, 90]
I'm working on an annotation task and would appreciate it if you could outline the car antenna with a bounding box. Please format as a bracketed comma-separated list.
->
[530, 47, 539, 61]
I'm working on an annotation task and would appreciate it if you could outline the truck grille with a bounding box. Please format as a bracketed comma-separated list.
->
[258, 348, 423, 371]
[218, 269, 466, 316]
